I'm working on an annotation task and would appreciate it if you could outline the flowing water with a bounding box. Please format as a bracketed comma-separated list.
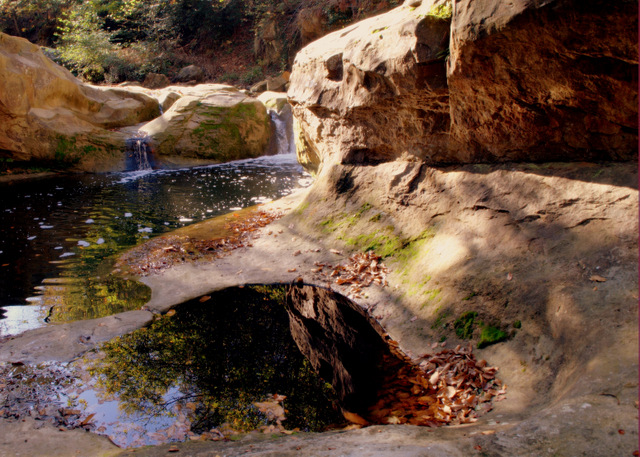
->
[0, 152, 310, 336]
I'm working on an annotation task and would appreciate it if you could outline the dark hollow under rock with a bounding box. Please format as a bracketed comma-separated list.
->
[285, 282, 393, 414]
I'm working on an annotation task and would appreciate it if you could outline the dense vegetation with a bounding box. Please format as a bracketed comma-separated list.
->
[0, 0, 399, 85]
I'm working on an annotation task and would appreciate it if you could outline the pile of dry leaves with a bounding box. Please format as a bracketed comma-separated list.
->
[117, 211, 282, 276]
[304, 251, 389, 299]
[363, 342, 506, 426]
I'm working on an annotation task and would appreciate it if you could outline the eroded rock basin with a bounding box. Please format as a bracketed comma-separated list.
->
[1, 284, 507, 452]
[0, 162, 638, 456]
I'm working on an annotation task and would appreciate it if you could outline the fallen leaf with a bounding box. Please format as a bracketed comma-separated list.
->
[618, 429, 625, 435]
[589, 274, 607, 282]
[343, 411, 368, 425]
[481, 430, 496, 435]
[330, 249, 342, 255]
[79, 413, 96, 426]
[506, 272, 513, 281]
[287, 268, 297, 272]
[166, 309, 176, 317]
[199, 295, 211, 302]
[168, 445, 180, 452]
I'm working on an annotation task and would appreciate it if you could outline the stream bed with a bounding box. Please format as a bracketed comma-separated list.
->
[0, 153, 310, 336]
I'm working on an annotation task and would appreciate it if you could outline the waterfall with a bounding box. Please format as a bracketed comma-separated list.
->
[125, 135, 154, 171]
[267, 107, 296, 156]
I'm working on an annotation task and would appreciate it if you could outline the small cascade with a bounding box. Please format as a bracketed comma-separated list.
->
[267, 107, 296, 156]
[125, 135, 155, 171]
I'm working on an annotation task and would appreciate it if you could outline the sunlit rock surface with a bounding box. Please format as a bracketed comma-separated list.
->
[0, 32, 159, 171]
[0, 33, 275, 171]
[288, 0, 638, 171]
[138, 90, 271, 164]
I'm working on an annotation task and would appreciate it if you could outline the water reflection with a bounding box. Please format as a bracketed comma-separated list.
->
[0, 154, 309, 332]
[79, 286, 344, 447]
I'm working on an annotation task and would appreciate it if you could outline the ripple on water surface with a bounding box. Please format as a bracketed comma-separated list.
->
[0, 154, 310, 335]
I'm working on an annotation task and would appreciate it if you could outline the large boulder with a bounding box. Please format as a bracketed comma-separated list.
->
[288, 0, 638, 172]
[447, 0, 638, 161]
[0, 32, 160, 171]
[288, 0, 452, 171]
[138, 89, 271, 164]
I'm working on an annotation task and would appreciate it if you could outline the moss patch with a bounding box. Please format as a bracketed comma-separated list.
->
[478, 326, 508, 349]
[454, 311, 477, 339]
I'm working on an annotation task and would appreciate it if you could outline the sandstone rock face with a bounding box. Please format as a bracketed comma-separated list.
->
[447, 0, 638, 162]
[289, 0, 452, 171]
[0, 33, 276, 171]
[0, 32, 160, 170]
[289, 0, 638, 171]
[139, 89, 271, 164]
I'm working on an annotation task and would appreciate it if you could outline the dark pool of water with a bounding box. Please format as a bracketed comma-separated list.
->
[70, 286, 345, 447]
[0, 154, 310, 335]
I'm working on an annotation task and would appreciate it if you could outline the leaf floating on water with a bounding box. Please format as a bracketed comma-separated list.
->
[166, 309, 176, 317]
[80, 413, 96, 426]
[198, 295, 211, 303]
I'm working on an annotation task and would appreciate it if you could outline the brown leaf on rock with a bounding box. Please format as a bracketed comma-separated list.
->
[365, 343, 505, 429]
[116, 210, 283, 276]
[589, 274, 607, 282]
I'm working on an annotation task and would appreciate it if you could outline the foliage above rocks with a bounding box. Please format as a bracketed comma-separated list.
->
[0, 0, 402, 85]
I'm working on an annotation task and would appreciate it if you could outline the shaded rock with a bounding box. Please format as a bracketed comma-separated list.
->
[0, 32, 160, 171]
[296, 7, 328, 46]
[288, 0, 452, 173]
[176, 64, 205, 83]
[142, 72, 170, 89]
[138, 90, 271, 164]
[254, 17, 283, 67]
[447, 0, 638, 162]
[286, 283, 390, 413]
